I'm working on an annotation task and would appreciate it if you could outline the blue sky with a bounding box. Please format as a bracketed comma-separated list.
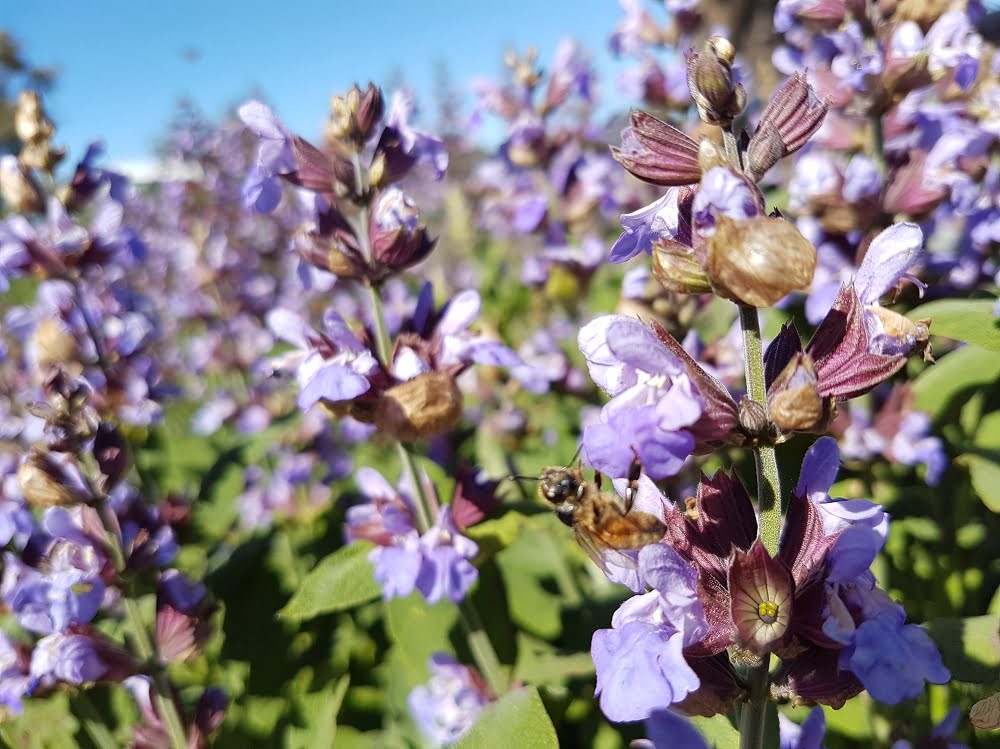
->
[5, 1, 633, 167]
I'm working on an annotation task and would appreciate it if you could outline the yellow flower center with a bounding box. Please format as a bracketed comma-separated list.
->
[757, 600, 779, 624]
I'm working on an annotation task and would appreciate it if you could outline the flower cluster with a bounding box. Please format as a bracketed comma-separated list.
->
[592, 439, 949, 722]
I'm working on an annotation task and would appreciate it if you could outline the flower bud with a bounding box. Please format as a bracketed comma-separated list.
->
[14, 92, 64, 171]
[883, 151, 947, 216]
[788, 0, 847, 28]
[355, 83, 384, 140]
[369, 187, 435, 275]
[14, 91, 54, 145]
[375, 371, 462, 442]
[327, 83, 383, 145]
[767, 353, 830, 433]
[687, 36, 747, 125]
[746, 73, 829, 182]
[19, 139, 65, 173]
[737, 397, 769, 437]
[18, 451, 89, 507]
[0, 155, 43, 213]
[328, 87, 361, 142]
[610, 110, 701, 186]
[93, 422, 130, 494]
[651, 240, 712, 294]
[706, 216, 817, 308]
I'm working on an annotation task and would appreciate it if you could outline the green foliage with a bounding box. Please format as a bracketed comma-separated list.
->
[926, 615, 1000, 683]
[279, 542, 381, 621]
[453, 687, 559, 749]
[908, 299, 1000, 352]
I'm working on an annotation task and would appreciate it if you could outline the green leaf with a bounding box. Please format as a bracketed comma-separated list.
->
[907, 299, 1000, 351]
[926, 615, 1000, 683]
[284, 675, 350, 749]
[513, 646, 595, 686]
[957, 454, 1000, 513]
[454, 687, 558, 749]
[974, 410, 1000, 450]
[912, 346, 1000, 418]
[0, 694, 80, 749]
[691, 714, 739, 749]
[278, 542, 380, 621]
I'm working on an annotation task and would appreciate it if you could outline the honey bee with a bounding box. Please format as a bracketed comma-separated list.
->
[536, 461, 666, 574]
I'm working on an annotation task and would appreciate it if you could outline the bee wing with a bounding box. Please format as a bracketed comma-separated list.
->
[589, 509, 666, 551]
[573, 523, 640, 580]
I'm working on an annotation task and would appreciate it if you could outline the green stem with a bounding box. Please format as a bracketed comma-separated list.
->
[122, 598, 189, 749]
[458, 599, 509, 698]
[395, 441, 433, 534]
[738, 304, 781, 555]
[76, 691, 119, 749]
[738, 661, 770, 749]
[870, 114, 886, 176]
[361, 215, 508, 699]
[367, 283, 394, 370]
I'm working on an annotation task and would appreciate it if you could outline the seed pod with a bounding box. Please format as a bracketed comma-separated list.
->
[32, 318, 79, 368]
[737, 397, 769, 437]
[375, 371, 462, 442]
[651, 240, 712, 295]
[768, 353, 828, 433]
[18, 451, 89, 507]
[0, 155, 43, 213]
[706, 215, 817, 308]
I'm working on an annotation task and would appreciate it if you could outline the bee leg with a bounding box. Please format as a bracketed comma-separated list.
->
[624, 455, 642, 514]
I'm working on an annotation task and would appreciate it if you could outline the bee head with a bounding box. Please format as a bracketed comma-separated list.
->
[538, 467, 582, 506]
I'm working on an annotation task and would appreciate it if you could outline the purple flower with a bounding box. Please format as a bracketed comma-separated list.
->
[641, 710, 709, 749]
[854, 222, 925, 356]
[591, 545, 705, 722]
[891, 708, 968, 749]
[889, 412, 946, 486]
[926, 11, 983, 88]
[29, 632, 109, 687]
[842, 155, 882, 202]
[267, 307, 380, 411]
[0, 632, 30, 716]
[609, 189, 683, 263]
[408, 654, 491, 747]
[2, 555, 104, 635]
[778, 707, 827, 749]
[386, 89, 448, 180]
[404, 285, 521, 375]
[579, 315, 704, 479]
[839, 608, 950, 704]
[348, 468, 479, 604]
[238, 100, 296, 213]
[691, 167, 760, 235]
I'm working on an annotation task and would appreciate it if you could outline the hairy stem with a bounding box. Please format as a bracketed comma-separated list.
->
[367, 282, 394, 373]
[739, 661, 771, 749]
[738, 304, 781, 555]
